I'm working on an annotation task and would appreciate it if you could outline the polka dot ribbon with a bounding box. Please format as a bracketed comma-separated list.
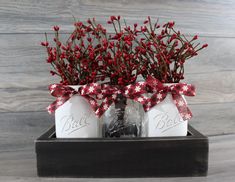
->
[144, 76, 196, 120]
[47, 84, 79, 114]
[79, 82, 147, 117]
[47, 77, 195, 120]
[47, 82, 148, 118]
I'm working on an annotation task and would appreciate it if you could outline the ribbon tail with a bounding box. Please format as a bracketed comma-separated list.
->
[172, 94, 193, 121]
[47, 101, 57, 114]
[47, 96, 70, 114]
[47, 84, 79, 114]
[94, 95, 116, 117]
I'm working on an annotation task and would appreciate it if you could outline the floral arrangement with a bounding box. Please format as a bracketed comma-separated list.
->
[42, 16, 208, 138]
[41, 16, 208, 85]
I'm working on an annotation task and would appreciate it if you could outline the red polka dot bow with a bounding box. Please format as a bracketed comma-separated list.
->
[47, 78, 195, 120]
[47, 84, 79, 114]
[79, 82, 147, 117]
[47, 82, 148, 117]
[144, 76, 196, 120]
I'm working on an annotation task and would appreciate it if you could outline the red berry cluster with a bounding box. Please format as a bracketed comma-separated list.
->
[41, 16, 207, 85]
[135, 17, 208, 82]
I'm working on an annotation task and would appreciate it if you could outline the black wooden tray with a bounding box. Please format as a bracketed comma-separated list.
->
[35, 125, 208, 178]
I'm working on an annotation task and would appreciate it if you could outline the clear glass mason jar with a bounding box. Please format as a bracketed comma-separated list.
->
[102, 94, 144, 138]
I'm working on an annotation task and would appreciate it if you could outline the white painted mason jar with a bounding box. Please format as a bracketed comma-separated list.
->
[55, 86, 99, 138]
[143, 84, 188, 137]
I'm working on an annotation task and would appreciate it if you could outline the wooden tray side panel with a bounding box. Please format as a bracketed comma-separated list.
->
[35, 126, 208, 177]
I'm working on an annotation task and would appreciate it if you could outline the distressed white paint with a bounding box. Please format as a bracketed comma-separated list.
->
[55, 86, 99, 138]
[144, 94, 188, 137]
